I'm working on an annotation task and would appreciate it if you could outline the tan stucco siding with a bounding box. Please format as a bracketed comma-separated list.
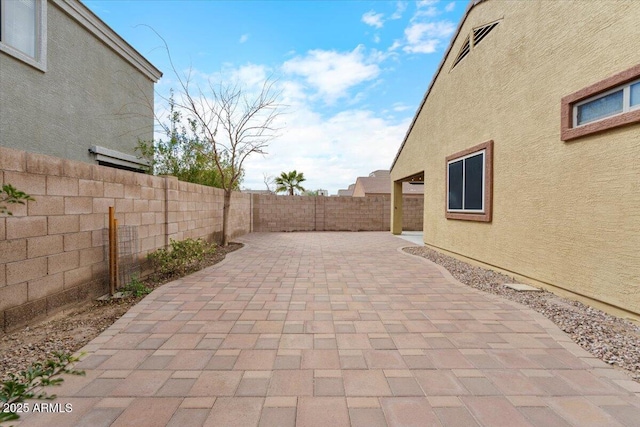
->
[392, 0, 640, 316]
[0, 2, 155, 163]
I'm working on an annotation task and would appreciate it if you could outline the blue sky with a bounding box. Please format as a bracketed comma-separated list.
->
[84, 0, 467, 194]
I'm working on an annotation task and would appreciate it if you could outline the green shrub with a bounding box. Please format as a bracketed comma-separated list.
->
[148, 238, 216, 277]
[1, 184, 34, 216]
[123, 276, 151, 298]
[0, 353, 85, 423]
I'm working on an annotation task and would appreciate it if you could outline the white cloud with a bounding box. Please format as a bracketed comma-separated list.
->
[403, 21, 455, 54]
[362, 10, 384, 28]
[282, 46, 381, 103]
[445, 2, 456, 12]
[392, 102, 411, 112]
[413, 6, 439, 19]
[384, 0, 455, 55]
[239, 33, 250, 43]
[154, 58, 412, 194]
[390, 1, 408, 20]
[243, 106, 411, 194]
[417, 0, 439, 7]
[230, 63, 269, 88]
[388, 40, 403, 52]
[412, 1, 445, 20]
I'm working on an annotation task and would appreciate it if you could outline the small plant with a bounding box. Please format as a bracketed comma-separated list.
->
[148, 238, 216, 277]
[123, 276, 151, 298]
[0, 184, 34, 215]
[0, 352, 85, 423]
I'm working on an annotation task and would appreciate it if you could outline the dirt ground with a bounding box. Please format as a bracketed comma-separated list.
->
[0, 243, 242, 380]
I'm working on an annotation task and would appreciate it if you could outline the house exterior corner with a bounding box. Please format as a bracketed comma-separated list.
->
[391, 0, 640, 318]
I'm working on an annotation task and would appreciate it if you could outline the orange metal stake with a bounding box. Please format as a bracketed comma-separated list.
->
[113, 218, 119, 292]
[108, 207, 116, 296]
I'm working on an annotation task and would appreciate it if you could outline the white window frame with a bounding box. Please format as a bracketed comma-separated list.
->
[0, 0, 47, 72]
[573, 78, 640, 127]
[447, 149, 486, 214]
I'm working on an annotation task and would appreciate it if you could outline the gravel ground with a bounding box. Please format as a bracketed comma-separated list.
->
[404, 246, 640, 382]
[0, 243, 242, 381]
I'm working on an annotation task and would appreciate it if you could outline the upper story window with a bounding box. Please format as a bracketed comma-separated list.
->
[574, 80, 640, 126]
[561, 64, 640, 141]
[0, 0, 47, 71]
[446, 140, 493, 222]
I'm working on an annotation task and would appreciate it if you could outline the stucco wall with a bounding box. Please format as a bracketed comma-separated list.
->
[0, 1, 155, 163]
[0, 147, 250, 332]
[391, 0, 640, 317]
[252, 194, 423, 232]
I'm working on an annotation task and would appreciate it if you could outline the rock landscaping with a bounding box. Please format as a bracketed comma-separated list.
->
[404, 246, 640, 382]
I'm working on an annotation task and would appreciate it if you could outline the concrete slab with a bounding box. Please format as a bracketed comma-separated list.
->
[504, 283, 543, 292]
[395, 231, 424, 246]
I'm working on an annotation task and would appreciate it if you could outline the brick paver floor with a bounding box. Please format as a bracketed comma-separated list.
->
[17, 232, 640, 426]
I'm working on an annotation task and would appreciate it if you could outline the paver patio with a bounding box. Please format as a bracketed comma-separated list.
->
[17, 232, 640, 426]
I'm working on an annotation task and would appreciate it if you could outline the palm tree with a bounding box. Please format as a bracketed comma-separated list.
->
[275, 170, 306, 195]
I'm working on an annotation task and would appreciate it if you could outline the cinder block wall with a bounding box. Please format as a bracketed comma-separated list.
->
[0, 147, 250, 332]
[251, 194, 423, 232]
[251, 195, 316, 232]
[0, 145, 421, 331]
[402, 196, 424, 231]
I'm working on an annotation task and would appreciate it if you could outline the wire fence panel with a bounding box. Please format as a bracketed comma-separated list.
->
[103, 225, 140, 289]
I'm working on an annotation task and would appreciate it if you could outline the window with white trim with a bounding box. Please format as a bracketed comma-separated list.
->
[574, 79, 640, 126]
[0, 0, 47, 71]
[561, 64, 640, 141]
[447, 150, 485, 212]
[445, 140, 493, 222]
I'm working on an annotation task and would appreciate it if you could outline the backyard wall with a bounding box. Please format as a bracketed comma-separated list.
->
[1, 146, 423, 332]
[251, 194, 423, 232]
[0, 146, 250, 332]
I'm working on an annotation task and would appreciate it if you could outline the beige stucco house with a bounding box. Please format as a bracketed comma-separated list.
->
[0, 0, 161, 171]
[391, 0, 640, 319]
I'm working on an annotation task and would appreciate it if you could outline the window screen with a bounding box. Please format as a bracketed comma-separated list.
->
[464, 153, 484, 210]
[448, 151, 484, 211]
[448, 160, 463, 210]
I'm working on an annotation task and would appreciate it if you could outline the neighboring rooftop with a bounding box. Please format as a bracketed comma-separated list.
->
[340, 170, 423, 197]
[337, 184, 355, 197]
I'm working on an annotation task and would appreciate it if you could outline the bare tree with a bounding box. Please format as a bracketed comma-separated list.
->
[177, 78, 281, 245]
[263, 173, 276, 194]
[152, 39, 282, 246]
[179, 79, 282, 244]
[139, 29, 283, 245]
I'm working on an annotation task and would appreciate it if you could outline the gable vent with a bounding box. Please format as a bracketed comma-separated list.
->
[473, 21, 499, 46]
[451, 36, 471, 69]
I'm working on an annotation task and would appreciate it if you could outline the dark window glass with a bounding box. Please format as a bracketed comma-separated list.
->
[448, 160, 463, 210]
[464, 153, 484, 210]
